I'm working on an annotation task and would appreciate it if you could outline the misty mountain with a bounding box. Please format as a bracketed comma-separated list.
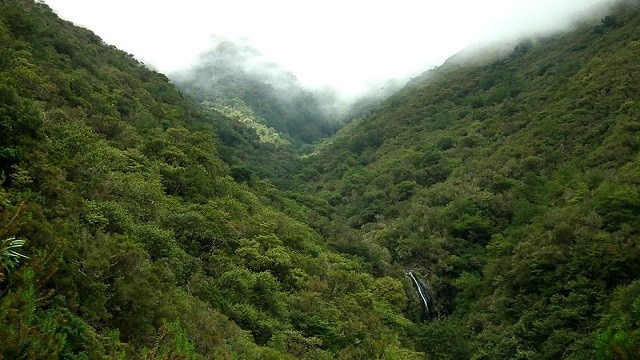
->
[171, 39, 339, 144]
[293, 1, 640, 358]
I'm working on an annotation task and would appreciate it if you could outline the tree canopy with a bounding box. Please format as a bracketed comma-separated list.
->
[1, 0, 640, 359]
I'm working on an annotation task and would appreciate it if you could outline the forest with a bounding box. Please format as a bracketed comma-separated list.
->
[1, 0, 639, 359]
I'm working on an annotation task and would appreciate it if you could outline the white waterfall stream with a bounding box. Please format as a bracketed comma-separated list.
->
[407, 271, 430, 318]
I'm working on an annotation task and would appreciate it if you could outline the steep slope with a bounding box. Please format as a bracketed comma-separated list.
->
[170, 41, 404, 188]
[295, 1, 640, 358]
[0, 1, 421, 358]
[171, 40, 342, 188]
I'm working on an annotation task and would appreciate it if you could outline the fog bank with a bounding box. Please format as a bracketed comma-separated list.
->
[45, 0, 618, 100]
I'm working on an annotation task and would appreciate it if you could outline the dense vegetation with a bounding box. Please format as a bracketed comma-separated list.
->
[2, 0, 640, 359]
[0, 1, 420, 358]
[294, 1, 640, 358]
[170, 40, 345, 187]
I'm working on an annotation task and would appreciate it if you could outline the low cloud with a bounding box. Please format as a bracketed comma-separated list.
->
[46, 0, 619, 102]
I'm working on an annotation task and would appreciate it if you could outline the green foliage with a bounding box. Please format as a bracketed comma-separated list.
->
[292, 2, 640, 358]
[3, 0, 640, 358]
[414, 317, 471, 359]
[596, 280, 640, 359]
[0, 1, 418, 357]
[0, 237, 28, 280]
[594, 182, 640, 231]
[142, 319, 197, 360]
[0, 84, 43, 184]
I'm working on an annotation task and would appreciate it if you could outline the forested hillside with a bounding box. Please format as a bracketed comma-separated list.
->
[0, 1, 421, 358]
[169, 40, 343, 187]
[2, 0, 640, 359]
[294, 1, 640, 358]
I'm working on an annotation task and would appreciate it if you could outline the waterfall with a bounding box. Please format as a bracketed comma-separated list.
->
[407, 271, 430, 318]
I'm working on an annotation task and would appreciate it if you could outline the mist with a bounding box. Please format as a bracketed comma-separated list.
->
[171, 38, 343, 144]
[171, 37, 306, 99]
[44, 0, 619, 103]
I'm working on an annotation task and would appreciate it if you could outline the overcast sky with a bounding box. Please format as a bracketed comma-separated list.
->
[44, 0, 614, 97]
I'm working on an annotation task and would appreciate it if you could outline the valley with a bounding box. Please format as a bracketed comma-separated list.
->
[1, 0, 639, 358]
